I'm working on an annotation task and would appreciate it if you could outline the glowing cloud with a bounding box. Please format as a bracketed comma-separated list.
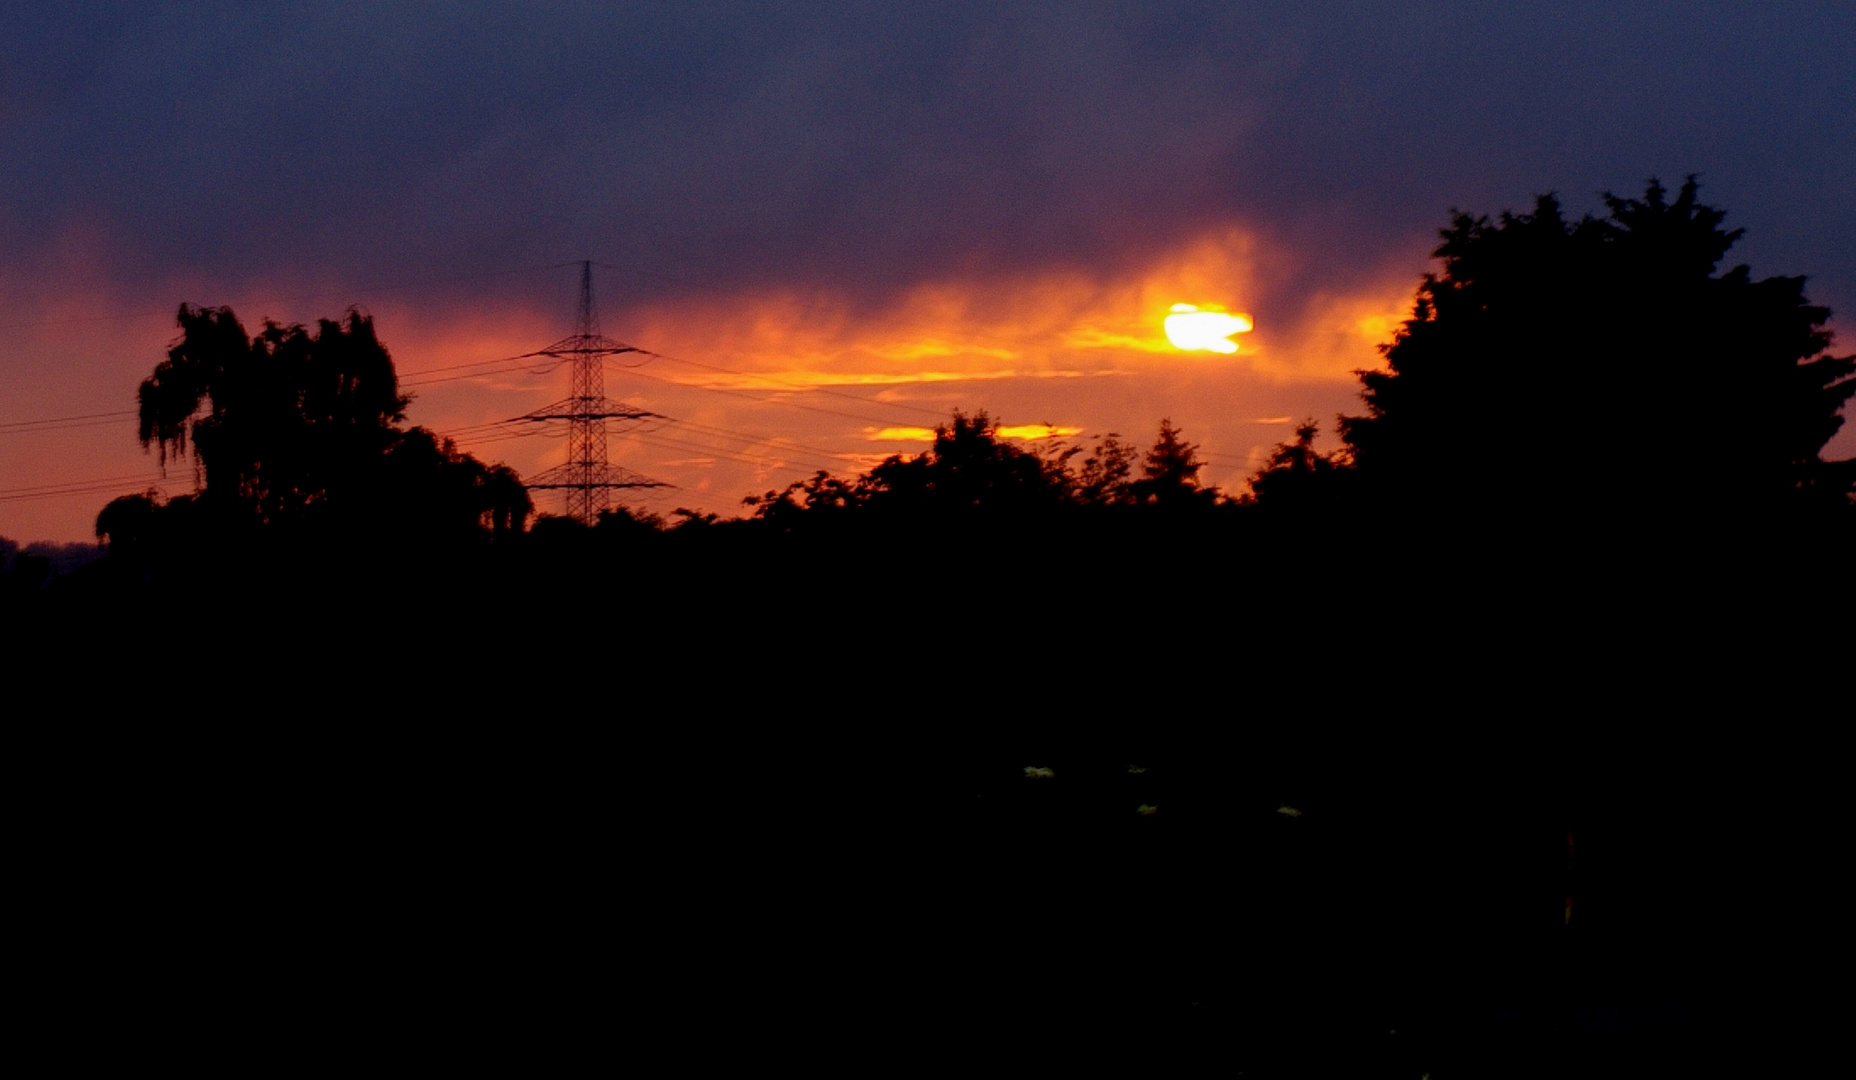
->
[1164, 303, 1254, 354]
[866, 423, 1081, 442]
[995, 424, 1082, 440]
[868, 426, 938, 442]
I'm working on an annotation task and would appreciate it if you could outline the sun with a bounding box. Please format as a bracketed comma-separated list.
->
[1164, 303, 1254, 354]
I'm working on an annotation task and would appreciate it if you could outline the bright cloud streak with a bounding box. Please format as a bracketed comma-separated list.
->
[996, 424, 1083, 440]
[866, 423, 1083, 442]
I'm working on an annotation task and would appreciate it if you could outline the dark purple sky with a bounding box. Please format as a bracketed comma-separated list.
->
[5, 2, 1853, 541]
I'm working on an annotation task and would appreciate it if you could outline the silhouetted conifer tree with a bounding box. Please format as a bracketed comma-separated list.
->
[1129, 419, 1218, 509]
[1245, 419, 1348, 513]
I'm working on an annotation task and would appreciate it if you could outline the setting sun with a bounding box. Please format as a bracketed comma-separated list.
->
[1164, 303, 1254, 354]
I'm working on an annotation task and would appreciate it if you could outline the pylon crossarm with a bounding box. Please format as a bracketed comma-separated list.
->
[538, 335, 639, 358]
[525, 481, 669, 490]
[510, 401, 659, 422]
[523, 463, 670, 490]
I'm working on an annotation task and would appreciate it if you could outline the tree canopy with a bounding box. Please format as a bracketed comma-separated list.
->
[1338, 178, 1855, 521]
[139, 305, 408, 520]
[742, 411, 1225, 531]
[860, 410, 1068, 518]
[102, 305, 529, 567]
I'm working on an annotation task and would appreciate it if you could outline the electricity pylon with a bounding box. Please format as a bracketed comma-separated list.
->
[516, 261, 666, 525]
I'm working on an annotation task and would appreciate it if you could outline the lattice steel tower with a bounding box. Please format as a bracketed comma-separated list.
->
[517, 262, 665, 524]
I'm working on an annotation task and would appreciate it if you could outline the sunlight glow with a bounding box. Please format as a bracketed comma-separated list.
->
[1164, 303, 1254, 354]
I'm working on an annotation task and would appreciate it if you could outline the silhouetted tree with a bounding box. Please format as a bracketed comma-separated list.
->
[95, 490, 160, 554]
[596, 504, 666, 536]
[139, 305, 407, 524]
[744, 469, 869, 527]
[129, 304, 529, 544]
[1245, 419, 1349, 512]
[101, 303, 531, 600]
[1339, 178, 1856, 521]
[479, 464, 531, 539]
[852, 410, 1067, 518]
[1073, 433, 1137, 507]
[1129, 419, 1218, 509]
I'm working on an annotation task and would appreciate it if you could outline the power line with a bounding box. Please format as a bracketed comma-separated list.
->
[614, 429, 844, 475]
[653, 416, 866, 465]
[397, 351, 549, 379]
[0, 415, 138, 437]
[637, 349, 951, 421]
[617, 365, 930, 430]
[0, 409, 137, 429]
[400, 355, 563, 389]
[0, 473, 177, 504]
[0, 471, 167, 495]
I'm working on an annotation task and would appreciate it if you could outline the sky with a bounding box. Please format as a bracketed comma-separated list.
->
[4, 2, 1853, 542]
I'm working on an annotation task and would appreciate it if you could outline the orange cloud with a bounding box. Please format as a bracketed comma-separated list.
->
[616, 224, 1409, 386]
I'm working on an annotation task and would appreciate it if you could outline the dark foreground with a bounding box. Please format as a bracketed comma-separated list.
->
[11, 542, 1838, 1076]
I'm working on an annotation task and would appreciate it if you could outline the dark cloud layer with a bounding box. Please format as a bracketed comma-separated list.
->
[5, 2, 1850, 318]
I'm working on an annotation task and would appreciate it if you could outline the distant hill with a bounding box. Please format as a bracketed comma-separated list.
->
[1, 535, 105, 580]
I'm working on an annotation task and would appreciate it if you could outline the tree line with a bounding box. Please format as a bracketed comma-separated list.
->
[12, 177, 1847, 611]
[528, 179, 1855, 604]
